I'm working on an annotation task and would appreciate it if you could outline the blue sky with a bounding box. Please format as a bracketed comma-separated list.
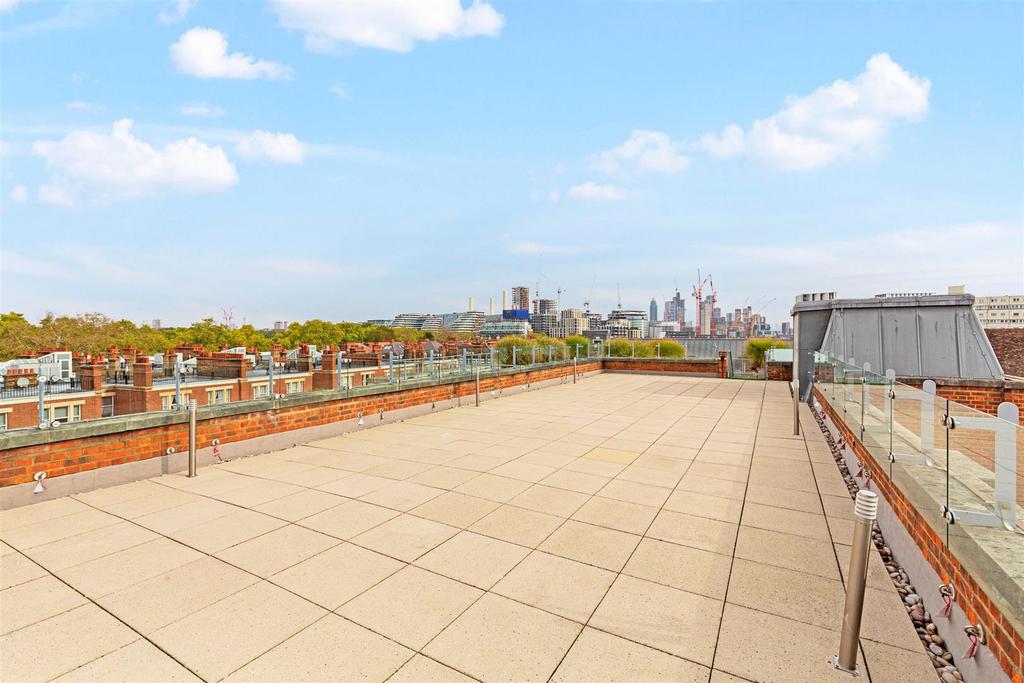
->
[2, 0, 1021, 327]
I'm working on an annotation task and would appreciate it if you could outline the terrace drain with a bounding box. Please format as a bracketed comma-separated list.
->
[812, 404, 963, 683]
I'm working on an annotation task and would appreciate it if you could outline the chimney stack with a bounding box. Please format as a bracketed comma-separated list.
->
[502, 290, 508, 311]
[489, 297, 494, 315]
[468, 296, 474, 312]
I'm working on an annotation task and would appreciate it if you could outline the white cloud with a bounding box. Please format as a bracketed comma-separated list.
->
[9, 185, 28, 203]
[65, 100, 104, 112]
[329, 85, 351, 100]
[510, 242, 604, 255]
[547, 190, 561, 203]
[271, 0, 504, 53]
[593, 129, 690, 174]
[170, 28, 293, 80]
[0, 0, 35, 13]
[37, 183, 75, 206]
[236, 130, 305, 164]
[180, 101, 225, 117]
[699, 53, 930, 171]
[566, 182, 633, 201]
[33, 118, 238, 205]
[158, 0, 195, 24]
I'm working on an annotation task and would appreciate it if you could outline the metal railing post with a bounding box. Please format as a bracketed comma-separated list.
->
[631, 341, 635, 358]
[268, 357, 275, 399]
[792, 379, 800, 435]
[573, 356, 577, 384]
[388, 351, 395, 383]
[336, 350, 343, 390]
[174, 362, 182, 410]
[512, 347, 517, 367]
[835, 490, 878, 674]
[37, 379, 46, 427]
[475, 368, 480, 406]
[187, 399, 198, 477]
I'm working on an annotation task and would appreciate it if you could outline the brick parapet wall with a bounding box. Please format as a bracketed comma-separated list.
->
[815, 386, 1023, 682]
[0, 361, 600, 488]
[897, 377, 1024, 425]
[602, 357, 725, 378]
[766, 361, 793, 381]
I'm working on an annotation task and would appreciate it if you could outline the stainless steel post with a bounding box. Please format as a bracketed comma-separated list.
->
[835, 490, 878, 674]
[792, 379, 800, 436]
[475, 368, 480, 407]
[389, 351, 394, 383]
[174, 362, 182, 410]
[38, 379, 46, 426]
[573, 357, 577, 384]
[268, 356, 275, 399]
[512, 347, 517, 367]
[336, 350, 343, 390]
[187, 399, 198, 478]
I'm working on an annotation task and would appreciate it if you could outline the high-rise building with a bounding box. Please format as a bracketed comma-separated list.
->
[649, 298, 658, 322]
[664, 290, 685, 325]
[511, 286, 530, 311]
[534, 298, 557, 315]
[151, 319, 162, 330]
[274, 321, 288, 331]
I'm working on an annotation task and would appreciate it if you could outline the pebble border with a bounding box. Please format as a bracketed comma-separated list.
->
[811, 402, 964, 683]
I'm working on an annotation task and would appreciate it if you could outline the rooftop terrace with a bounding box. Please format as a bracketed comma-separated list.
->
[0, 374, 937, 682]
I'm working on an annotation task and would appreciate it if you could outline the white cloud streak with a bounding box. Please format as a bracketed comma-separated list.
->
[236, 130, 305, 164]
[180, 101, 225, 117]
[170, 28, 293, 80]
[158, 0, 195, 24]
[593, 129, 690, 174]
[566, 182, 633, 201]
[8, 185, 28, 203]
[271, 0, 504, 53]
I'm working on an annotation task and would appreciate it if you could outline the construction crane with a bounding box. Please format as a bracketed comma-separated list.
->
[616, 283, 622, 310]
[692, 270, 716, 336]
[556, 287, 566, 311]
[583, 277, 595, 313]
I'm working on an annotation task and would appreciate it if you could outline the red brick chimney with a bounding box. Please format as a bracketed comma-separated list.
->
[79, 363, 105, 391]
[133, 356, 153, 388]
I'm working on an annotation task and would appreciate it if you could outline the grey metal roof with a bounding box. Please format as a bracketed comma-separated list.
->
[793, 294, 1003, 379]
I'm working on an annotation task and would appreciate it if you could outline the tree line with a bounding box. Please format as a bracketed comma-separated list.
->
[0, 312, 449, 361]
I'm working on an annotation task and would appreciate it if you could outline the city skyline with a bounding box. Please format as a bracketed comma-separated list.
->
[1, 2, 1022, 326]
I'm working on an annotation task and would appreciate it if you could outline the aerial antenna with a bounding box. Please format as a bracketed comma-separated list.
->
[616, 283, 622, 310]
[221, 308, 234, 328]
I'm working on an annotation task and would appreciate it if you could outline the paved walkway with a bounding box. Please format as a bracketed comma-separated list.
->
[0, 374, 936, 682]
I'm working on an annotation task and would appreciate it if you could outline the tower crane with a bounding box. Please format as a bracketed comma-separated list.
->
[692, 270, 715, 336]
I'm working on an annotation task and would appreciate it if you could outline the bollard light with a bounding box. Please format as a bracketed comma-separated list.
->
[834, 489, 878, 674]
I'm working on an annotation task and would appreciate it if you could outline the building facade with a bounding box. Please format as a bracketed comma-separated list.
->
[973, 294, 1024, 329]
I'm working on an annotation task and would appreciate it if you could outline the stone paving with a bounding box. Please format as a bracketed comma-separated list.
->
[0, 374, 937, 682]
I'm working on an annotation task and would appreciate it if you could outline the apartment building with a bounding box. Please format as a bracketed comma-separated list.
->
[973, 294, 1024, 329]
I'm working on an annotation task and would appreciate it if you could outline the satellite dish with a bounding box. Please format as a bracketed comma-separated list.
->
[38, 376, 48, 384]
[51, 375, 61, 382]
[38, 421, 48, 429]
[51, 420, 61, 428]
[16, 377, 30, 388]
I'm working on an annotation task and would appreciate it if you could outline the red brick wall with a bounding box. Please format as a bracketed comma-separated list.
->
[0, 362, 598, 488]
[766, 361, 793, 381]
[897, 378, 1024, 425]
[815, 387, 1023, 682]
[602, 358, 723, 377]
